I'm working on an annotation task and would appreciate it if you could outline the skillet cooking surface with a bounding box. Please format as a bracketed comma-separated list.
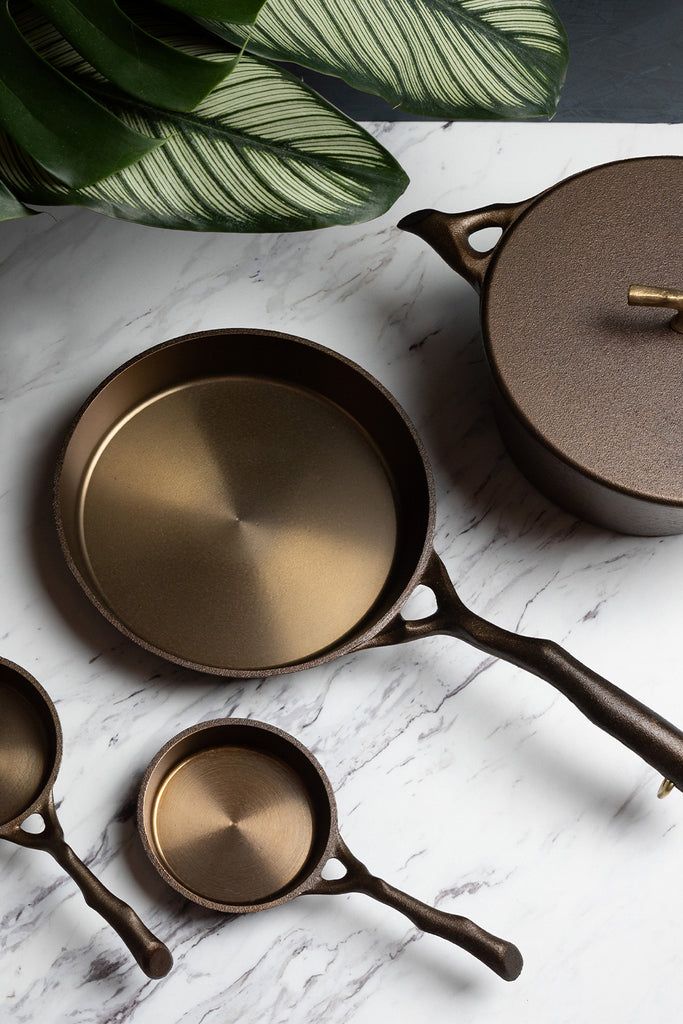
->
[78, 376, 398, 669]
[150, 744, 316, 904]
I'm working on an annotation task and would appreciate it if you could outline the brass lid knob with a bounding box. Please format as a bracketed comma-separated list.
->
[658, 778, 676, 799]
[628, 284, 683, 334]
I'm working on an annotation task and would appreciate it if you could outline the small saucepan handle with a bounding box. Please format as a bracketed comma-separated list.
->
[309, 838, 522, 981]
[367, 552, 683, 796]
[398, 200, 531, 291]
[7, 794, 173, 979]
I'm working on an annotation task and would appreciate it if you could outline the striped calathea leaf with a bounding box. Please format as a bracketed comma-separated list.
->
[0, 176, 34, 220]
[0, 0, 261, 190]
[0, 1, 569, 234]
[0, 26, 408, 232]
[206, 0, 569, 119]
[0, 2, 162, 186]
[28, 0, 237, 111]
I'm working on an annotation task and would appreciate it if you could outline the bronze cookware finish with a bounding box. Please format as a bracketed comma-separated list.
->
[138, 719, 523, 981]
[0, 658, 173, 979]
[56, 329, 683, 796]
[399, 156, 683, 536]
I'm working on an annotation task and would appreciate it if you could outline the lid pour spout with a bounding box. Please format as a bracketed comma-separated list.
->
[628, 284, 683, 334]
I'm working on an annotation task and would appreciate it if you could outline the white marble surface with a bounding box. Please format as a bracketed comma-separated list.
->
[1, 122, 683, 1023]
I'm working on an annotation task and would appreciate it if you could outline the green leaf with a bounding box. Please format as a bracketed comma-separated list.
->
[0, 2, 162, 187]
[206, 0, 569, 119]
[0, 176, 35, 220]
[0, 32, 409, 232]
[29, 0, 236, 111]
[161, 0, 269, 22]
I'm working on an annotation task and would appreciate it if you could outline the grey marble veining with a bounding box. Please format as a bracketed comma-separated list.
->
[1, 122, 682, 1023]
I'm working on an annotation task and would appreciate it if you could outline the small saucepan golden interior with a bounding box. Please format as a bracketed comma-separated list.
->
[0, 662, 60, 829]
[57, 331, 431, 674]
[139, 721, 334, 909]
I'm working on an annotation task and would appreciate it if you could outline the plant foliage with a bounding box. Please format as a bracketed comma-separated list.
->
[0, 0, 568, 231]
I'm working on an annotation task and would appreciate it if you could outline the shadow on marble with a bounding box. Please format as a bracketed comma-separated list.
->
[455, 677, 649, 827]
[301, 894, 486, 995]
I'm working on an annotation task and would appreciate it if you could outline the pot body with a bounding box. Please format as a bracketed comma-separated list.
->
[401, 156, 683, 537]
[492, 378, 683, 536]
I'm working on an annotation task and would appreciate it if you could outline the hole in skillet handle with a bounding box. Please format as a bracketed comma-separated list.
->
[321, 858, 347, 881]
[20, 813, 46, 835]
[401, 585, 438, 622]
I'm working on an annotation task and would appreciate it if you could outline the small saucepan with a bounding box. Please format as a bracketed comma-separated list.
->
[0, 657, 173, 978]
[138, 718, 523, 981]
[55, 329, 683, 797]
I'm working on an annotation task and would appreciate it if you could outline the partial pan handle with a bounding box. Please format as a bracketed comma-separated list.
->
[309, 838, 522, 982]
[398, 200, 531, 291]
[8, 794, 173, 979]
[367, 552, 683, 795]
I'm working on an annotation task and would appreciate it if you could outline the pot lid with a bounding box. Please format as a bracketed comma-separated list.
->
[483, 157, 683, 507]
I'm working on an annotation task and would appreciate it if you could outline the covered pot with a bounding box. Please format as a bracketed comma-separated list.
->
[400, 156, 683, 536]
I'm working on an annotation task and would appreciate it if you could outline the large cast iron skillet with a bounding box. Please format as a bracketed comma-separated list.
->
[56, 329, 683, 796]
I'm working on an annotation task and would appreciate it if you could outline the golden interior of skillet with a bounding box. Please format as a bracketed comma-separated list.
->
[57, 333, 431, 673]
[141, 723, 332, 907]
[76, 376, 396, 669]
[0, 666, 57, 826]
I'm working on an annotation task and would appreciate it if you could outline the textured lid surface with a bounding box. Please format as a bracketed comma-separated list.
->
[484, 157, 683, 505]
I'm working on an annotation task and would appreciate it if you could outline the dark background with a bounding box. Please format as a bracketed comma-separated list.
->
[294, 0, 683, 122]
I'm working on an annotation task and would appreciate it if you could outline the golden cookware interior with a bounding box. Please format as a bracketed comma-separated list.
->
[56, 329, 683, 800]
[138, 718, 523, 981]
[0, 657, 173, 979]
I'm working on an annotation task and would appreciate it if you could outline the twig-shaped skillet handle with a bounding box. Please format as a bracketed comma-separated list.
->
[309, 838, 522, 982]
[368, 552, 683, 796]
[9, 794, 173, 979]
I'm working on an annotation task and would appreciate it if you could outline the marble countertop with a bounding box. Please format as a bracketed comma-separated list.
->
[1, 122, 682, 1024]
